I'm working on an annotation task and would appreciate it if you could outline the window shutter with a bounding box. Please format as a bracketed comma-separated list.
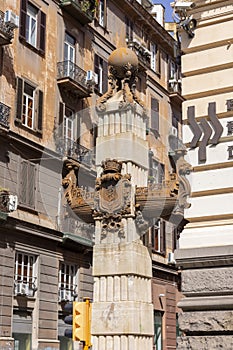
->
[160, 220, 166, 254]
[103, 0, 107, 28]
[94, 54, 99, 76]
[102, 59, 108, 93]
[19, 0, 27, 40]
[59, 102, 65, 137]
[94, 55, 100, 91]
[28, 162, 36, 208]
[16, 77, 23, 122]
[156, 50, 161, 74]
[151, 97, 159, 135]
[20, 160, 28, 205]
[37, 90, 43, 133]
[38, 10, 46, 54]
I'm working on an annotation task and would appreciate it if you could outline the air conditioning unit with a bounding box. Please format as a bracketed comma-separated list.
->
[8, 195, 18, 212]
[86, 70, 98, 85]
[168, 252, 176, 265]
[4, 10, 19, 28]
[170, 126, 178, 137]
[15, 282, 29, 296]
[59, 289, 72, 302]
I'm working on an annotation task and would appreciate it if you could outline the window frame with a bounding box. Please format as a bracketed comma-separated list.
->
[58, 261, 78, 302]
[151, 219, 166, 255]
[14, 251, 37, 295]
[20, 0, 46, 55]
[16, 77, 43, 134]
[150, 42, 161, 74]
[154, 311, 163, 350]
[98, 0, 107, 28]
[94, 54, 108, 95]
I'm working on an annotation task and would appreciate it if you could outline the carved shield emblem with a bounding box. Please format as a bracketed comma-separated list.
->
[100, 182, 122, 213]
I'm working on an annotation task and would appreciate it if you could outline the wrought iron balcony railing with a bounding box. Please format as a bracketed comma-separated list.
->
[59, 0, 95, 24]
[56, 138, 93, 167]
[168, 78, 182, 94]
[57, 60, 91, 97]
[0, 11, 14, 45]
[0, 102, 10, 128]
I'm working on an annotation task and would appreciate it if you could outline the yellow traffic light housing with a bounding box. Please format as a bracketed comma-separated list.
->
[73, 299, 92, 348]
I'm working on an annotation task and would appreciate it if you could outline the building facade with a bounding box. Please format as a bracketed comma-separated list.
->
[0, 0, 183, 349]
[175, 0, 233, 349]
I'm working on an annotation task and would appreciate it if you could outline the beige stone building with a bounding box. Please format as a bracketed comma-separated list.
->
[174, 0, 233, 349]
[0, 0, 183, 349]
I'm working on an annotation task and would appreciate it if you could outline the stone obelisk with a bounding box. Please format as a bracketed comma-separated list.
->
[91, 48, 154, 349]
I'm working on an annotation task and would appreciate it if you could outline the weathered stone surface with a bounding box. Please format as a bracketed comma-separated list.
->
[179, 311, 233, 332]
[177, 335, 233, 350]
[182, 267, 233, 294]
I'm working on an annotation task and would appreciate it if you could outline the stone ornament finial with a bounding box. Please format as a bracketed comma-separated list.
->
[96, 47, 145, 111]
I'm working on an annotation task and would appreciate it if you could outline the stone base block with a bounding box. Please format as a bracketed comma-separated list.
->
[92, 301, 154, 336]
[93, 242, 152, 277]
[177, 335, 233, 350]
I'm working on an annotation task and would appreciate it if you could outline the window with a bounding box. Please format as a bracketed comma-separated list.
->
[58, 103, 79, 151]
[151, 219, 166, 254]
[19, 160, 37, 209]
[149, 157, 165, 184]
[26, 3, 37, 47]
[151, 97, 159, 136]
[58, 262, 78, 302]
[154, 311, 163, 350]
[126, 17, 133, 41]
[20, 0, 46, 54]
[98, 0, 107, 27]
[16, 77, 43, 133]
[64, 33, 75, 78]
[14, 252, 37, 296]
[94, 54, 108, 94]
[151, 43, 160, 74]
[64, 33, 75, 63]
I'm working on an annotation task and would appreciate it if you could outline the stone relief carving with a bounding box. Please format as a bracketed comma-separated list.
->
[62, 160, 78, 206]
[172, 150, 192, 216]
[93, 159, 132, 240]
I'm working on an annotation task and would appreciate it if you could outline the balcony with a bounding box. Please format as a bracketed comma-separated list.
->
[126, 39, 151, 71]
[59, 0, 95, 25]
[0, 102, 10, 128]
[57, 61, 92, 97]
[56, 138, 94, 168]
[168, 78, 184, 104]
[0, 11, 14, 46]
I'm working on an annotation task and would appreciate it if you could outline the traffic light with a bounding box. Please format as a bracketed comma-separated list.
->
[63, 302, 73, 339]
[73, 299, 92, 347]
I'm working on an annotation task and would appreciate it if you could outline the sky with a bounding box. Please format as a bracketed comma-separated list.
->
[153, 0, 174, 22]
